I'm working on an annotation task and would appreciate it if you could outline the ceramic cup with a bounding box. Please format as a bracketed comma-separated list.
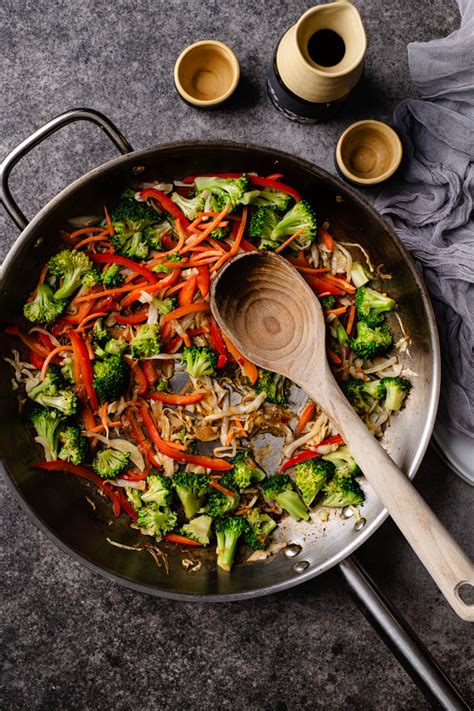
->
[335, 120, 403, 186]
[174, 40, 240, 108]
[267, 2, 367, 123]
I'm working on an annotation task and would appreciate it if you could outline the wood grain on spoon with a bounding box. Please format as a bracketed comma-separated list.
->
[210, 251, 474, 621]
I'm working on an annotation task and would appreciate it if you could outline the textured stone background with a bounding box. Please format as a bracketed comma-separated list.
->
[1, 1, 472, 709]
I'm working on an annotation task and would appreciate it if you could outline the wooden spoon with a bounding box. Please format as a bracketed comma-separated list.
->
[210, 251, 473, 621]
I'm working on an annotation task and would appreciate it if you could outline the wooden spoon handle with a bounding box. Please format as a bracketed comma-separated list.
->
[305, 380, 474, 621]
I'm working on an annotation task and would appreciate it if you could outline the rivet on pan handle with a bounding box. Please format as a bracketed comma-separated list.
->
[0, 108, 133, 231]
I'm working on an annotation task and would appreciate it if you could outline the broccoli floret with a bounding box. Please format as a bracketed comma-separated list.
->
[82, 268, 101, 291]
[215, 515, 248, 571]
[270, 200, 318, 251]
[351, 262, 370, 288]
[60, 357, 74, 384]
[137, 504, 177, 537]
[141, 474, 173, 507]
[93, 448, 130, 479]
[181, 346, 217, 378]
[170, 192, 204, 219]
[152, 252, 182, 274]
[194, 175, 249, 212]
[94, 337, 128, 359]
[263, 474, 309, 521]
[27, 369, 79, 416]
[144, 221, 173, 250]
[152, 296, 177, 316]
[93, 354, 130, 401]
[30, 406, 67, 460]
[110, 231, 150, 261]
[355, 286, 396, 326]
[343, 378, 379, 414]
[243, 509, 277, 550]
[320, 295, 336, 310]
[255, 368, 287, 405]
[101, 263, 124, 288]
[248, 207, 281, 250]
[241, 189, 292, 211]
[92, 318, 108, 343]
[110, 192, 164, 259]
[130, 324, 161, 358]
[181, 514, 213, 546]
[209, 225, 231, 241]
[363, 379, 386, 401]
[232, 451, 266, 489]
[295, 458, 335, 506]
[155, 379, 169, 392]
[381, 377, 411, 411]
[48, 249, 96, 301]
[208, 474, 240, 518]
[348, 322, 393, 359]
[126, 487, 143, 510]
[23, 284, 67, 324]
[322, 446, 360, 478]
[172, 471, 210, 520]
[58, 426, 90, 465]
[321, 476, 365, 508]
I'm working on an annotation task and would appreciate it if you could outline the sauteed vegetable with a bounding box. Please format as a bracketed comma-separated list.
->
[4, 173, 412, 571]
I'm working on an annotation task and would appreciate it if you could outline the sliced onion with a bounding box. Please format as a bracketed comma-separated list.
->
[28, 327, 62, 349]
[363, 356, 397, 374]
[67, 215, 101, 228]
[108, 479, 146, 490]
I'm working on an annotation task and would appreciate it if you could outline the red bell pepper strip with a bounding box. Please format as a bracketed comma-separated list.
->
[217, 354, 227, 369]
[147, 391, 206, 405]
[69, 330, 98, 411]
[164, 533, 203, 547]
[221, 332, 258, 385]
[178, 275, 198, 307]
[34, 460, 121, 515]
[249, 176, 301, 202]
[319, 227, 334, 252]
[280, 435, 345, 471]
[114, 308, 149, 325]
[142, 360, 158, 387]
[139, 188, 190, 228]
[120, 466, 150, 482]
[196, 265, 210, 298]
[164, 335, 183, 354]
[4, 326, 51, 359]
[124, 409, 162, 469]
[90, 253, 158, 284]
[208, 316, 228, 357]
[29, 350, 45, 369]
[57, 300, 96, 326]
[139, 405, 232, 471]
[130, 361, 148, 395]
[239, 238, 258, 252]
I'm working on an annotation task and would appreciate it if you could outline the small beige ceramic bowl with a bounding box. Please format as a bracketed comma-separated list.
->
[335, 120, 403, 186]
[174, 40, 240, 108]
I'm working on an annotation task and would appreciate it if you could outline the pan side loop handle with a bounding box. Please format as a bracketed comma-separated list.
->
[0, 108, 133, 231]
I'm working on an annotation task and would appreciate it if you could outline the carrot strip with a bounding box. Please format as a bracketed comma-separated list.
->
[325, 306, 347, 316]
[74, 234, 109, 250]
[70, 226, 105, 240]
[295, 402, 315, 435]
[327, 349, 342, 365]
[104, 206, 114, 236]
[221, 331, 258, 385]
[75, 311, 109, 331]
[322, 273, 356, 293]
[40, 345, 74, 381]
[164, 533, 203, 547]
[346, 304, 356, 336]
[274, 228, 304, 254]
[294, 266, 330, 275]
[210, 479, 236, 498]
[120, 269, 180, 309]
[161, 301, 210, 324]
[73, 283, 146, 303]
[211, 207, 248, 272]
[319, 228, 334, 252]
[180, 204, 231, 254]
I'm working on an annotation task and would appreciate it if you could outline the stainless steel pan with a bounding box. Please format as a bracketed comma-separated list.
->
[3, 109, 470, 709]
[0, 108, 440, 600]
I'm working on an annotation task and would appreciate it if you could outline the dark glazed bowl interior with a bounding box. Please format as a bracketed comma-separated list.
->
[0, 142, 439, 600]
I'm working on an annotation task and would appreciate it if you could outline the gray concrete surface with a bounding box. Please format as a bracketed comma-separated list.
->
[1, 1, 472, 709]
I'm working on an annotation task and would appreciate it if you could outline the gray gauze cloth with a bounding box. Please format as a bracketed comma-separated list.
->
[375, 0, 474, 439]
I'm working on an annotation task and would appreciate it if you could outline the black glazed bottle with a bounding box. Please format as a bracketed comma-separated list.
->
[267, 3, 367, 124]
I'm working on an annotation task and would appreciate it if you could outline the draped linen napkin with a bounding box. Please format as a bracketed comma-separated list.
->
[375, 0, 474, 438]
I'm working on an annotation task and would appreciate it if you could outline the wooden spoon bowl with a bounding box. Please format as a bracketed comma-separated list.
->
[211, 251, 474, 620]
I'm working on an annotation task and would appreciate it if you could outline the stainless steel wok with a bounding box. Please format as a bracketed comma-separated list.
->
[0, 108, 440, 601]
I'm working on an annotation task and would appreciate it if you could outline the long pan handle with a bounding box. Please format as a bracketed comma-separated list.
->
[339, 556, 470, 710]
[0, 108, 133, 231]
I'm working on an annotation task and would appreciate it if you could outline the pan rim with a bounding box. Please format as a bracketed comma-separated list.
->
[0, 139, 441, 601]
